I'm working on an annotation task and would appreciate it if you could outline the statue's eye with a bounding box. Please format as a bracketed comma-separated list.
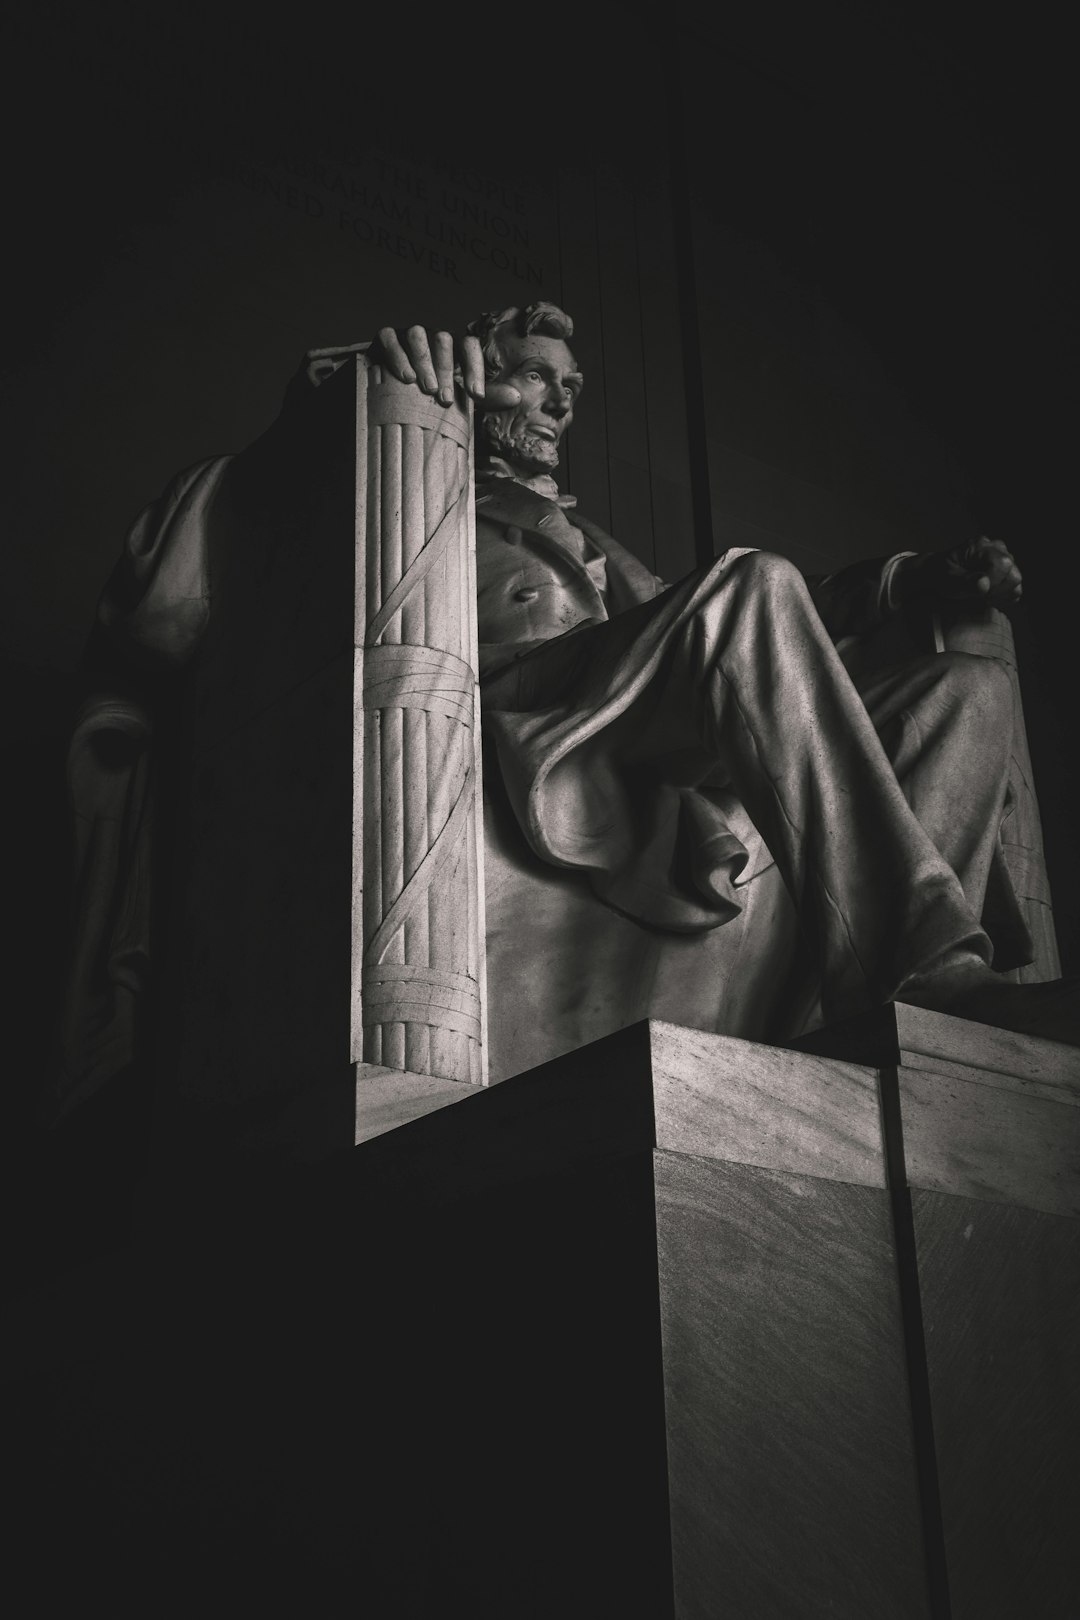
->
[524, 370, 543, 382]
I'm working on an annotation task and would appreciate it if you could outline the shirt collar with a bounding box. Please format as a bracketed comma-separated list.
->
[475, 455, 578, 508]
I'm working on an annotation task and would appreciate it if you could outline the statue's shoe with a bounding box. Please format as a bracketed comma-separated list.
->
[905, 974, 1080, 1048]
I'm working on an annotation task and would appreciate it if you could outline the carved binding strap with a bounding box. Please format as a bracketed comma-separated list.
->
[354, 362, 487, 1084]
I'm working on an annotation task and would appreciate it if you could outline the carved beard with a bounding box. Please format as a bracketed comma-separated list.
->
[479, 412, 560, 476]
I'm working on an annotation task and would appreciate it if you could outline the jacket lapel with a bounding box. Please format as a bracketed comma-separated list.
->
[475, 482, 604, 602]
[475, 479, 667, 617]
[565, 509, 666, 611]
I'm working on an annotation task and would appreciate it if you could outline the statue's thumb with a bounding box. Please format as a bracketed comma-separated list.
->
[482, 382, 522, 409]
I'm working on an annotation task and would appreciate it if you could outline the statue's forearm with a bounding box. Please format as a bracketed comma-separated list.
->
[804, 552, 915, 641]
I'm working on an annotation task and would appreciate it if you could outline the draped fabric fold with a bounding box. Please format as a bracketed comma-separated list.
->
[57, 459, 229, 1116]
[483, 547, 769, 934]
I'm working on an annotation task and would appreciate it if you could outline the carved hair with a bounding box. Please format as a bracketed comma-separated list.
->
[466, 302, 575, 380]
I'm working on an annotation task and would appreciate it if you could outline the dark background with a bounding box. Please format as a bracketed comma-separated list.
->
[2, 3, 1077, 1608]
[1, 0, 1076, 1255]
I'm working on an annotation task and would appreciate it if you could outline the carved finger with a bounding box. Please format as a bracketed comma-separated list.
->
[405, 325, 438, 395]
[986, 560, 1020, 597]
[459, 334, 486, 399]
[377, 326, 416, 384]
[432, 330, 455, 406]
[483, 380, 523, 410]
[980, 537, 1018, 573]
[988, 565, 1023, 604]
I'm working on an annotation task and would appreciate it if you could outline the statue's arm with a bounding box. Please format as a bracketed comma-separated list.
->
[89, 456, 229, 674]
[803, 552, 916, 641]
[806, 536, 1023, 642]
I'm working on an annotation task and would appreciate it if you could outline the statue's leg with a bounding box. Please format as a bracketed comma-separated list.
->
[636, 551, 994, 1021]
[851, 651, 1014, 920]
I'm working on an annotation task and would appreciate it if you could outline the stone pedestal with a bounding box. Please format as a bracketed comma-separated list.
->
[11, 1014, 1078, 1615]
[344, 1009, 1080, 1616]
[795, 1003, 1080, 1619]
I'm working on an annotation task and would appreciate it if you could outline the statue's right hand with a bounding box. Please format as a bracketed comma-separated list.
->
[894, 536, 1023, 608]
[372, 326, 486, 408]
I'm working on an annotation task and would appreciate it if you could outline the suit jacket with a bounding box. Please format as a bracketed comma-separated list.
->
[474, 470, 906, 668]
[473, 475, 1039, 969]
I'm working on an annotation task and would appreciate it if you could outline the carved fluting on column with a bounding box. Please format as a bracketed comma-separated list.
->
[354, 362, 486, 1084]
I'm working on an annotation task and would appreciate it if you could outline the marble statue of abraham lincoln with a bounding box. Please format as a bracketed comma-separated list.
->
[62, 298, 1080, 1112]
[370, 302, 1076, 1041]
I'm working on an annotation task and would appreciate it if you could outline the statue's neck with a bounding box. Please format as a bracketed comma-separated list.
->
[475, 453, 563, 501]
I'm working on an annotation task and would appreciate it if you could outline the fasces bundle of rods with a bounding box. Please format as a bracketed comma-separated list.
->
[359, 368, 484, 1085]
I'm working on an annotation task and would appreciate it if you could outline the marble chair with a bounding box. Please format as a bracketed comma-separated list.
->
[58, 348, 1059, 1128]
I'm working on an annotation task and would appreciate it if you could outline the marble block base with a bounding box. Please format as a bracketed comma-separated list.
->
[353, 1061, 482, 1143]
[11, 1014, 1077, 1616]
[345, 1019, 934, 1618]
[216, 1061, 480, 1160]
[794, 1003, 1080, 1620]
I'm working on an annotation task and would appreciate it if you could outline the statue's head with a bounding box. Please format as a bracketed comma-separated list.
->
[466, 302, 581, 478]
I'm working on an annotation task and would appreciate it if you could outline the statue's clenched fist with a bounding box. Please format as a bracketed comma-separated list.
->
[371, 325, 487, 407]
[895, 536, 1023, 607]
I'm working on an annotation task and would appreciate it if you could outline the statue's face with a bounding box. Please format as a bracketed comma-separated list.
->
[478, 333, 583, 476]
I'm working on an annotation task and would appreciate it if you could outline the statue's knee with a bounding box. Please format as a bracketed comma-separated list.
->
[938, 648, 1010, 695]
[734, 549, 806, 599]
[936, 650, 1013, 724]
